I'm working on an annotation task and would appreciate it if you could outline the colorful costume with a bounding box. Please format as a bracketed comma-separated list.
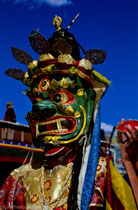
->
[0, 15, 137, 209]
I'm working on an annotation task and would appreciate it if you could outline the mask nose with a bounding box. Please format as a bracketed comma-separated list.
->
[32, 100, 57, 120]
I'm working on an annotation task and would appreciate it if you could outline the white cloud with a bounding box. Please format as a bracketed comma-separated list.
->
[2, 0, 73, 7]
[101, 122, 113, 133]
[41, 0, 73, 7]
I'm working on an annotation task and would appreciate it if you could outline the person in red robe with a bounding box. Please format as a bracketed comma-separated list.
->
[3, 102, 16, 123]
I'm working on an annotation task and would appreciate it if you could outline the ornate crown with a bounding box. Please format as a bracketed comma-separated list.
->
[5, 15, 110, 88]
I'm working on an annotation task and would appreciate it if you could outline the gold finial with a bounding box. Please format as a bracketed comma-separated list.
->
[53, 15, 62, 31]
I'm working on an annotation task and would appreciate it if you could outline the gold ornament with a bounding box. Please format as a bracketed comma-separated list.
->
[74, 111, 81, 118]
[69, 66, 78, 75]
[44, 136, 52, 142]
[38, 53, 54, 62]
[49, 79, 59, 90]
[45, 64, 57, 74]
[53, 15, 62, 31]
[65, 106, 74, 115]
[23, 77, 34, 87]
[79, 59, 92, 70]
[60, 78, 69, 89]
[77, 88, 84, 96]
[32, 87, 38, 95]
[52, 136, 61, 142]
[35, 97, 42, 102]
[70, 80, 75, 88]
[24, 72, 29, 78]
[38, 54, 54, 73]
[58, 54, 74, 64]
[44, 136, 61, 143]
[27, 60, 38, 70]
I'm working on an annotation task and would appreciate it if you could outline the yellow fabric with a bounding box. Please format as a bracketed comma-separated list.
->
[91, 70, 111, 103]
[92, 70, 111, 86]
[11, 162, 73, 209]
[93, 79, 107, 103]
[0, 143, 43, 152]
[106, 200, 112, 210]
[109, 160, 137, 210]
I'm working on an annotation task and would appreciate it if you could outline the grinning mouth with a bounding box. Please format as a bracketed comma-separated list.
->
[44, 146, 65, 157]
[34, 115, 77, 138]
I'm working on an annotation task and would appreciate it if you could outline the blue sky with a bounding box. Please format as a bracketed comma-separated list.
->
[0, 0, 137, 131]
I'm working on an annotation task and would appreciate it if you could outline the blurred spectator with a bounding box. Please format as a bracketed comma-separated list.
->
[100, 129, 107, 153]
[3, 102, 16, 123]
[109, 119, 138, 176]
[101, 129, 106, 141]
[118, 119, 138, 174]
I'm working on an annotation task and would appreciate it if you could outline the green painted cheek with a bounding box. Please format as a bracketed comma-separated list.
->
[75, 90, 95, 133]
[59, 93, 93, 141]
[59, 101, 83, 140]
[85, 99, 95, 132]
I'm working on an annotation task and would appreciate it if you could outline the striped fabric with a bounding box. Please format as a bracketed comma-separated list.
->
[81, 105, 101, 209]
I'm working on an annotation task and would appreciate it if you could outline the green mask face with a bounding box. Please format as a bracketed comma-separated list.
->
[4, 25, 109, 157]
[26, 74, 96, 149]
